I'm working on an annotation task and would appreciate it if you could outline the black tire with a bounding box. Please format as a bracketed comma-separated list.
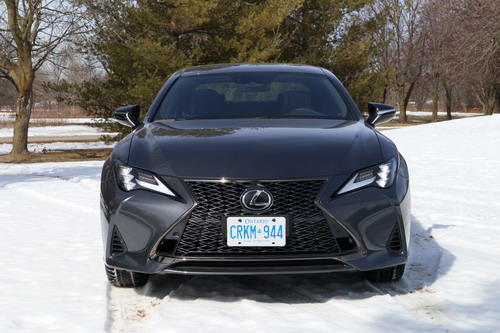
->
[105, 265, 149, 288]
[363, 264, 405, 282]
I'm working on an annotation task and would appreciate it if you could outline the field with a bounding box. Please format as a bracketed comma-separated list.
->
[0, 109, 115, 162]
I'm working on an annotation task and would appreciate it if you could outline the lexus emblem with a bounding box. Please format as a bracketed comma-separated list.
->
[240, 187, 274, 211]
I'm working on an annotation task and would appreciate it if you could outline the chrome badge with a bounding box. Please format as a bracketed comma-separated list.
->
[240, 187, 274, 211]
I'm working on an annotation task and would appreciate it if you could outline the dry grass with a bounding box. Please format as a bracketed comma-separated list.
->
[30, 106, 89, 119]
[378, 112, 482, 130]
[0, 149, 112, 163]
[377, 122, 421, 129]
[0, 106, 92, 128]
[0, 135, 106, 144]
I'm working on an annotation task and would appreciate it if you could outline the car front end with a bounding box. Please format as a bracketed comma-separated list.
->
[100, 64, 411, 287]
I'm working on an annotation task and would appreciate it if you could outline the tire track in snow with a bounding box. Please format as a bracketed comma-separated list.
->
[105, 275, 191, 333]
[366, 226, 457, 325]
[106, 287, 160, 333]
[227, 274, 386, 329]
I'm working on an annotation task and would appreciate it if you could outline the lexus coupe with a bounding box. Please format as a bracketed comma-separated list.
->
[100, 64, 411, 287]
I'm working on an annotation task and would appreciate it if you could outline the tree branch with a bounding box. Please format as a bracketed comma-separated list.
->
[0, 53, 16, 72]
[4, 0, 24, 49]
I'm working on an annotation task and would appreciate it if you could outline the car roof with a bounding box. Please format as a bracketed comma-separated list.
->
[179, 63, 325, 76]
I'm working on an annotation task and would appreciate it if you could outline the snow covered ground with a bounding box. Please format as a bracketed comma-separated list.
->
[0, 141, 115, 154]
[0, 115, 499, 332]
[0, 112, 102, 125]
[0, 125, 112, 138]
[396, 111, 481, 118]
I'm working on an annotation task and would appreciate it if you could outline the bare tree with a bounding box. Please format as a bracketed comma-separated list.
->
[0, 0, 86, 156]
[420, 0, 460, 121]
[445, 0, 500, 115]
[372, 0, 426, 123]
[0, 77, 17, 106]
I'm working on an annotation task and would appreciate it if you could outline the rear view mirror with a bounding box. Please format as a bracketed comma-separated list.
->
[366, 103, 396, 127]
[115, 105, 141, 129]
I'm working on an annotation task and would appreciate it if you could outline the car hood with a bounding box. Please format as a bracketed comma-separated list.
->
[128, 119, 383, 179]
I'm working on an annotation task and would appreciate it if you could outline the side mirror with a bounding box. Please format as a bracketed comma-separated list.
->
[115, 104, 141, 129]
[366, 103, 396, 127]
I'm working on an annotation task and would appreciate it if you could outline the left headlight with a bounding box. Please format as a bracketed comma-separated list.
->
[337, 157, 398, 195]
[115, 164, 176, 197]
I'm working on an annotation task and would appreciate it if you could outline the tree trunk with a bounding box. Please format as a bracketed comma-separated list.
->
[10, 89, 33, 155]
[398, 87, 407, 123]
[398, 82, 415, 123]
[476, 85, 497, 116]
[431, 82, 439, 122]
[443, 82, 452, 120]
[486, 86, 496, 115]
[382, 86, 388, 104]
[7, 40, 35, 156]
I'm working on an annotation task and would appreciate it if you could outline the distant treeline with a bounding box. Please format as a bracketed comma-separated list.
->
[37, 0, 500, 128]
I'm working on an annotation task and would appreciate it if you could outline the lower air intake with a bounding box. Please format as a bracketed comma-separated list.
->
[111, 226, 127, 257]
[386, 223, 402, 254]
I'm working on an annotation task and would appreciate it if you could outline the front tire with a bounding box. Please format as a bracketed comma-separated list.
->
[363, 264, 405, 282]
[105, 266, 149, 288]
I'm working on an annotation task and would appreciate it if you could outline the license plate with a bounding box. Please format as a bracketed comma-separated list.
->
[226, 216, 286, 247]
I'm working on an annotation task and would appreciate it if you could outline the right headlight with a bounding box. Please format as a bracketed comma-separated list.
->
[115, 163, 176, 198]
[337, 157, 398, 195]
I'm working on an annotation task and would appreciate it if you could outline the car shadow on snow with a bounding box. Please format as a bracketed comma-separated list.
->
[103, 216, 456, 331]
[132, 215, 454, 305]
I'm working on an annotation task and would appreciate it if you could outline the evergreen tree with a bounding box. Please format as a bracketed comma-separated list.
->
[279, 0, 384, 112]
[68, 0, 386, 129]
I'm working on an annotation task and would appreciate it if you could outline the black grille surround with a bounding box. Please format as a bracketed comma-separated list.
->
[172, 180, 356, 258]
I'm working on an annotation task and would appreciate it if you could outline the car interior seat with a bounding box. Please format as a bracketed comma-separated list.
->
[192, 89, 225, 117]
[282, 90, 312, 113]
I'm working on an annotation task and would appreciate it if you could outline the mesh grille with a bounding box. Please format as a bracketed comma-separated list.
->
[174, 180, 347, 257]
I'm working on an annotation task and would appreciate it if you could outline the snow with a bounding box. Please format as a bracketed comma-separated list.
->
[0, 112, 14, 120]
[0, 112, 103, 124]
[396, 111, 481, 118]
[0, 162, 105, 332]
[1, 115, 500, 332]
[0, 125, 113, 138]
[0, 141, 115, 154]
[25, 118, 105, 125]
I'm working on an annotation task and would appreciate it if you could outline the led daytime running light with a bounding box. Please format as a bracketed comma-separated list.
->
[376, 163, 391, 187]
[117, 165, 176, 197]
[337, 157, 397, 195]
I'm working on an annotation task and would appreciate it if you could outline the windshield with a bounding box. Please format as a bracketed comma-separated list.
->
[154, 73, 354, 120]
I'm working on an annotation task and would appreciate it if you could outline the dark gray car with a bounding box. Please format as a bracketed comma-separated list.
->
[101, 64, 411, 287]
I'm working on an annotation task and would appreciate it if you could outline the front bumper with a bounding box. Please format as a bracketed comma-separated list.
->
[100, 158, 411, 275]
